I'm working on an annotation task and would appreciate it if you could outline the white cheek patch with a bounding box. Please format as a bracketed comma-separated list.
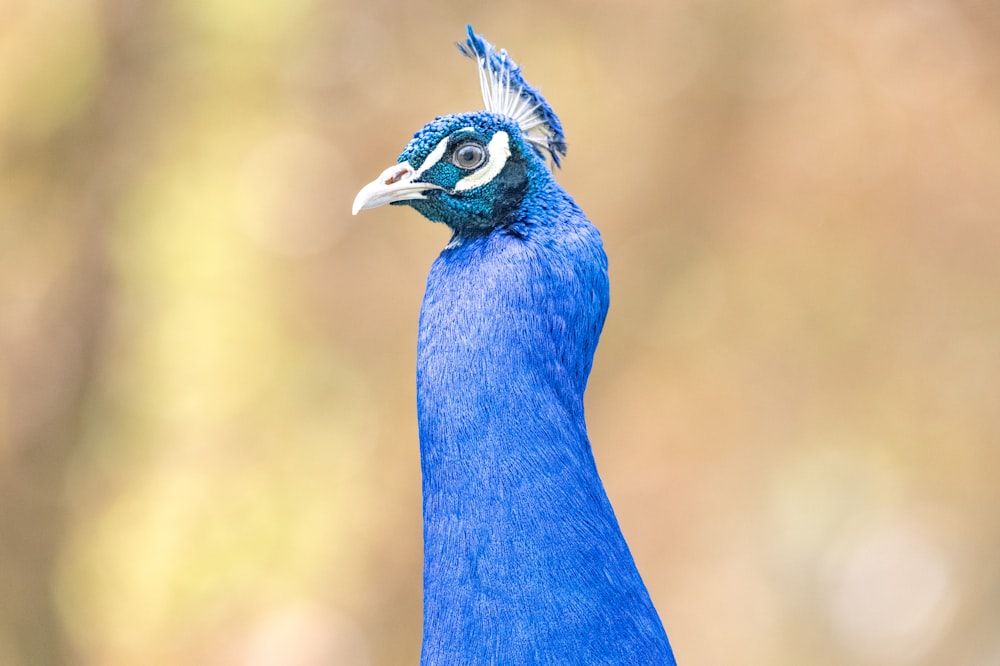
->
[455, 131, 510, 192]
[413, 136, 450, 178]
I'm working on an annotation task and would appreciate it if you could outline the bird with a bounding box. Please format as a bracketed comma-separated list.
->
[352, 26, 677, 666]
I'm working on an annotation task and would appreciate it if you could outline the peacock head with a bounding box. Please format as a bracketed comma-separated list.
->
[352, 26, 567, 233]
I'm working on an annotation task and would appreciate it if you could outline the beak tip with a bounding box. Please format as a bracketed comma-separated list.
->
[351, 190, 369, 216]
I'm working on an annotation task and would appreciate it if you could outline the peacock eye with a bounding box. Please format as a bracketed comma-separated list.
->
[452, 142, 487, 170]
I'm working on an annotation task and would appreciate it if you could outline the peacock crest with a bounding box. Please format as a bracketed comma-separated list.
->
[458, 26, 568, 168]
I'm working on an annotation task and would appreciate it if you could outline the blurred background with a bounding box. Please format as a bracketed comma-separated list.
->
[1, 0, 999, 664]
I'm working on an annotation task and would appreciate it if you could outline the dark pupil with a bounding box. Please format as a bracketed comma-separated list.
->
[455, 144, 484, 168]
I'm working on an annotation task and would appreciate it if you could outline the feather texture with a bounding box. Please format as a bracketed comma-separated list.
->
[416, 177, 675, 664]
[458, 26, 568, 168]
[352, 26, 676, 665]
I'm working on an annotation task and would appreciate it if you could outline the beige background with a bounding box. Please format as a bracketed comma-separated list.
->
[1, 1, 999, 664]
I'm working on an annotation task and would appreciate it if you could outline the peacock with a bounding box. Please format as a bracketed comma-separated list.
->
[353, 26, 677, 665]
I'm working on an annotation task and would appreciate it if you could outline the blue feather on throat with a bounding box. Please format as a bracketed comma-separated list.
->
[352, 25, 677, 665]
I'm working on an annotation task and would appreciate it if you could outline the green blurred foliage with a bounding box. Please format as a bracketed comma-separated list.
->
[1, 0, 999, 664]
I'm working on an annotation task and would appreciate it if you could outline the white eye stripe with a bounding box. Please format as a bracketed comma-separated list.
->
[455, 131, 510, 192]
[413, 136, 450, 178]
[413, 131, 511, 192]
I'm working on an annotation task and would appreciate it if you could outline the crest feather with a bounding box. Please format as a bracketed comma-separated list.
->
[457, 26, 567, 168]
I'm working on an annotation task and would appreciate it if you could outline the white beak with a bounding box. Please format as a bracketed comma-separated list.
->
[351, 162, 442, 215]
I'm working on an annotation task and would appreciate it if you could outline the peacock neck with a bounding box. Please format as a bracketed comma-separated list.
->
[414, 207, 674, 664]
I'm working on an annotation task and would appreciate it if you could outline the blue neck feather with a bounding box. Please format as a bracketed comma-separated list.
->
[415, 174, 676, 664]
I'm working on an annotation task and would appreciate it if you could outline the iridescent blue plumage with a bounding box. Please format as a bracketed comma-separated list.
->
[352, 25, 676, 666]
